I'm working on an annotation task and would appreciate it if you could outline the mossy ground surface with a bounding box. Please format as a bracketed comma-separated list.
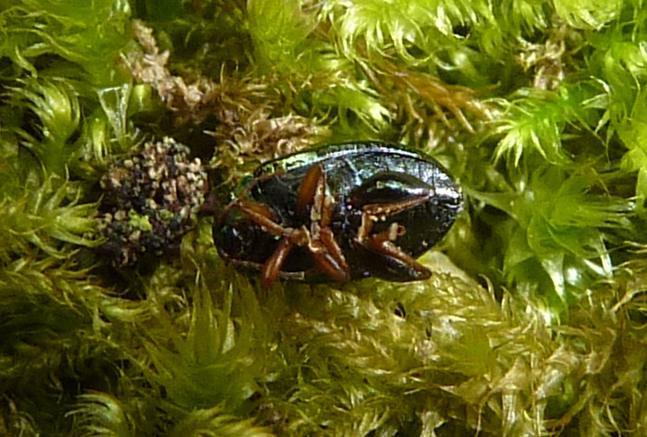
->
[1, 1, 647, 435]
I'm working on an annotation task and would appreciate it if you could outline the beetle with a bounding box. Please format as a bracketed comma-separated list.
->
[213, 141, 462, 287]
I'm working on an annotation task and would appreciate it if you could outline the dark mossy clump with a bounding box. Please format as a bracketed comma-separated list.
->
[98, 137, 208, 266]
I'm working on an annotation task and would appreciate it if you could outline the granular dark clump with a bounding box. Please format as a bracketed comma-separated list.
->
[98, 137, 208, 266]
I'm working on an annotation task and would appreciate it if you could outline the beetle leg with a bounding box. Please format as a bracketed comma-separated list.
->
[236, 199, 277, 220]
[356, 210, 374, 242]
[361, 223, 431, 280]
[302, 163, 333, 230]
[361, 194, 430, 217]
[236, 164, 353, 285]
[308, 227, 350, 282]
[308, 243, 351, 282]
[356, 194, 429, 242]
[233, 200, 288, 238]
[308, 165, 351, 281]
[296, 164, 323, 219]
[230, 199, 306, 287]
[260, 226, 314, 288]
[261, 238, 293, 288]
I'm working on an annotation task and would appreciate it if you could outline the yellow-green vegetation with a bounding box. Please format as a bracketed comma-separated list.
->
[1, 0, 647, 435]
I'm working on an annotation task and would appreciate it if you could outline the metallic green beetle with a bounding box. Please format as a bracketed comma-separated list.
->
[214, 142, 462, 287]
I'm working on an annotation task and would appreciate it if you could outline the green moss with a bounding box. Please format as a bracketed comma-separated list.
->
[2, 0, 647, 435]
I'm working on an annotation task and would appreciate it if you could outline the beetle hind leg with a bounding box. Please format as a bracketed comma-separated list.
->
[357, 222, 431, 281]
[363, 225, 431, 281]
[350, 172, 435, 281]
